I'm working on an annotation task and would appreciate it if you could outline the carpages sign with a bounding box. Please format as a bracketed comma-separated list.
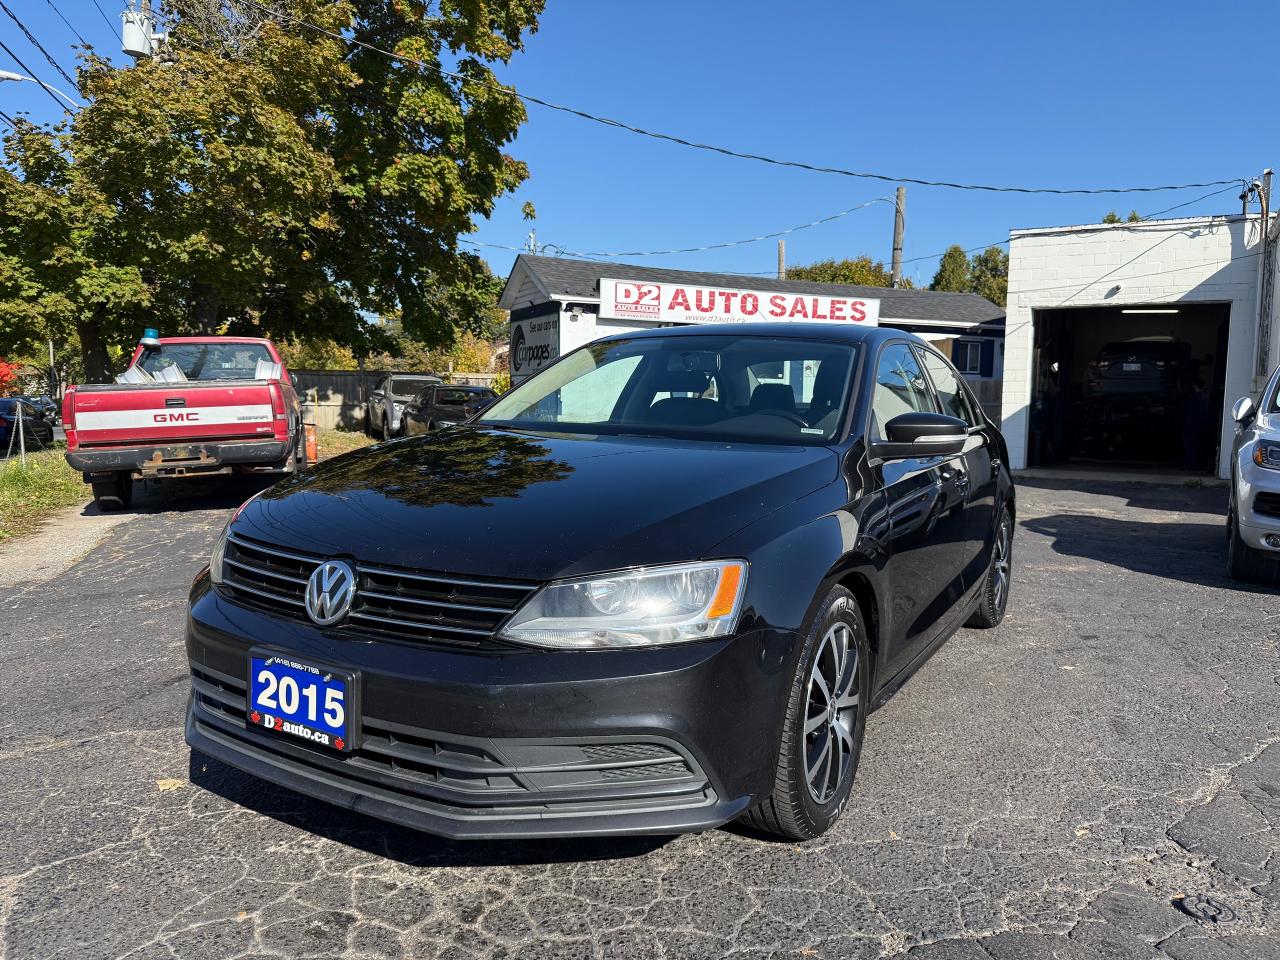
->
[599, 279, 880, 327]
[509, 315, 559, 381]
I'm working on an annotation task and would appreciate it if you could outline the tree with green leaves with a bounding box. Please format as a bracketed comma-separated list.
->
[787, 255, 913, 288]
[930, 244, 971, 292]
[0, 0, 544, 381]
[969, 246, 1009, 307]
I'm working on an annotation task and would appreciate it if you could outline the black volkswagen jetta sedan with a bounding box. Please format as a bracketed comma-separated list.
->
[186, 323, 1014, 841]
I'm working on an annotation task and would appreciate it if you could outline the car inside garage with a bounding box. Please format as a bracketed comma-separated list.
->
[1027, 303, 1230, 473]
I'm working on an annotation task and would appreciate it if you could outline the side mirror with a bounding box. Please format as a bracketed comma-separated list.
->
[1231, 396, 1255, 424]
[871, 412, 968, 461]
[289, 373, 298, 389]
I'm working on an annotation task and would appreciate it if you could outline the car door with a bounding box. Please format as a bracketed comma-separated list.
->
[870, 342, 970, 676]
[916, 346, 997, 589]
[401, 390, 427, 436]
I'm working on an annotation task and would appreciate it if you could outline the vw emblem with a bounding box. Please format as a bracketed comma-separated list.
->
[304, 559, 356, 626]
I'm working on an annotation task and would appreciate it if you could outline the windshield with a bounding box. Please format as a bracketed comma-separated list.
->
[390, 378, 439, 397]
[480, 335, 857, 444]
[137, 342, 273, 381]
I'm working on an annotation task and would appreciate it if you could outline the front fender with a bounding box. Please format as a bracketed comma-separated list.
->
[709, 482, 890, 682]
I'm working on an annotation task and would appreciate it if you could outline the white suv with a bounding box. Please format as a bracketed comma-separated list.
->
[1228, 364, 1280, 583]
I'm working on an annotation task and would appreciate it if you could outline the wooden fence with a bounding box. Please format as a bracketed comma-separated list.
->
[295, 369, 499, 430]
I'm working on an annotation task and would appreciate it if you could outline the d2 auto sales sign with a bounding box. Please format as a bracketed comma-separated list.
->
[599, 279, 880, 327]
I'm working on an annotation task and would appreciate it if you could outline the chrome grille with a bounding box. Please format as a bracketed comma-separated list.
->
[220, 533, 538, 646]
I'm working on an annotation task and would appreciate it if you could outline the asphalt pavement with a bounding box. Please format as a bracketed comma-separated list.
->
[1, 476, 1278, 960]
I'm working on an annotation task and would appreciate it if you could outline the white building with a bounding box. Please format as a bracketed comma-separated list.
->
[1001, 213, 1280, 478]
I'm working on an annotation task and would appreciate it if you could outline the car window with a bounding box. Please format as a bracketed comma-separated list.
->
[917, 348, 977, 427]
[870, 343, 938, 439]
[435, 388, 473, 406]
[137, 342, 273, 380]
[481, 335, 857, 444]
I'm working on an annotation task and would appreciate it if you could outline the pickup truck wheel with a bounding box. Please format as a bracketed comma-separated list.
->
[381, 417, 393, 441]
[91, 472, 133, 512]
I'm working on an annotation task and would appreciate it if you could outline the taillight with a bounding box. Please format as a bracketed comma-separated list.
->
[269, 382, 286, 420]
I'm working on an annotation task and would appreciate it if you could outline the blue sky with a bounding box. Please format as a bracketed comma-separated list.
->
[4, 1, 1273, 286]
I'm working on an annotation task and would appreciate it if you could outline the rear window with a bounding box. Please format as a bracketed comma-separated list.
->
[137, 342, 273, 380]
[390, 378, 438, 397]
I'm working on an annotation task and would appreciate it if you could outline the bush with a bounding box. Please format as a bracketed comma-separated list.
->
[0, 448, 88, 540]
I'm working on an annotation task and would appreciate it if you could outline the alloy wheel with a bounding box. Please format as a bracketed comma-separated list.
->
[993, 515, 1012, 612]
[803, 623, 860, 804]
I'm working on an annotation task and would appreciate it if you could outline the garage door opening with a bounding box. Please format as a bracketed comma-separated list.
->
[1028, 303, 1230, 474]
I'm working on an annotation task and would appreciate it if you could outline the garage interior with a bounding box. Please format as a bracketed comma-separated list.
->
[1028, 303, 1230, 473]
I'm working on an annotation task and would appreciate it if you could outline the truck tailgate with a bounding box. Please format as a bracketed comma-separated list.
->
[71, 381, 279, 446]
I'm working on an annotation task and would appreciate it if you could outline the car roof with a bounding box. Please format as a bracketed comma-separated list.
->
[594, 321, 910, 346]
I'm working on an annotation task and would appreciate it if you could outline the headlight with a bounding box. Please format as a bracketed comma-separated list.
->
[501, 560, 748, 649]
[1254, 439, 1280, 470]
[209, 491, 264, 584]
[209, 521, 230, 585]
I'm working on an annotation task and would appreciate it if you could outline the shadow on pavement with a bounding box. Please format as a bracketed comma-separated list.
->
[79, 474, 280, 518]
[1014, 476, 1228, 515]
[1021, 512, 1277, 592]
[189, 752, 674, 867]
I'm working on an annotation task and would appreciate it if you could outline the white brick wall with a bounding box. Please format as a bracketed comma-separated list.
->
[1002, 215, 1264, 478]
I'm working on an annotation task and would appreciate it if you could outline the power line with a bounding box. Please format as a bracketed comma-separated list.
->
[548, 197, 895, 258]
[0, 37, 72, 111]
[235, 0, 1240, 198]
[0, 0, 77, 88]
[1138, 182, 1243, 220]
[90, 0, 121, 42]
[0, 108, 16, 128]
[43, 0, 88, 47]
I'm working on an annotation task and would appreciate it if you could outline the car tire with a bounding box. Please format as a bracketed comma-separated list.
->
[381, 416, 392, 442]
[740, 586, 870, 841]
[91, 472, 133, 512]
[1227, 504, 1276, 583]
[966, 505, 1013, 628]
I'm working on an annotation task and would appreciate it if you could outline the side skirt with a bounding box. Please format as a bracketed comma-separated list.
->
[869, 580, 983, 713]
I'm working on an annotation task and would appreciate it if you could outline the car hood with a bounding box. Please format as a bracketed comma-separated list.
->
[1256, 409, 1280, 437]
[237, 427, 839, 581]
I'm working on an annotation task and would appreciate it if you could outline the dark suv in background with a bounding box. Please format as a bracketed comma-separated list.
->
[402, 384, 498, 436]
[1079, 336, 1197, 459]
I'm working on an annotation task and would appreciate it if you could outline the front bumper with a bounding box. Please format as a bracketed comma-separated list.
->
[67, 438, 290, 478]
[184, 580, 798, 839]
[1235, 452, 1280, 551]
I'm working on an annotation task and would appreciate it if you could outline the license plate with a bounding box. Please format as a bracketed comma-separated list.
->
[249, 654, 354, 752]
[1122, 363, 1142, 372]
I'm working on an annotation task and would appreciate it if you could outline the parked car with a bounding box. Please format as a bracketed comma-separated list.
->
[63, 333, 303, 511]
[0, 397, 57, 452]
[186, 324, 1014, 841]
[1084, 336, 1195, 399]
[1079, 336, 1197, 459]
[402, 384, 498, 436]
[19, 395, 59, 423]
[365, 374, 442, 439]
[1226, 364, 1280, 583]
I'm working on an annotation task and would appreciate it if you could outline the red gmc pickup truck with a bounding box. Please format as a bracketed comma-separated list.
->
[63, 335, 304, 510]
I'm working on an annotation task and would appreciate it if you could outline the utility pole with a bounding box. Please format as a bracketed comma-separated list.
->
[777, 239, 786, 280]
[891, 186, 906, 288]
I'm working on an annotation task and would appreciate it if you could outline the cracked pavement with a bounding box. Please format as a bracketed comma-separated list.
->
[1, 476, 1278, 959]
